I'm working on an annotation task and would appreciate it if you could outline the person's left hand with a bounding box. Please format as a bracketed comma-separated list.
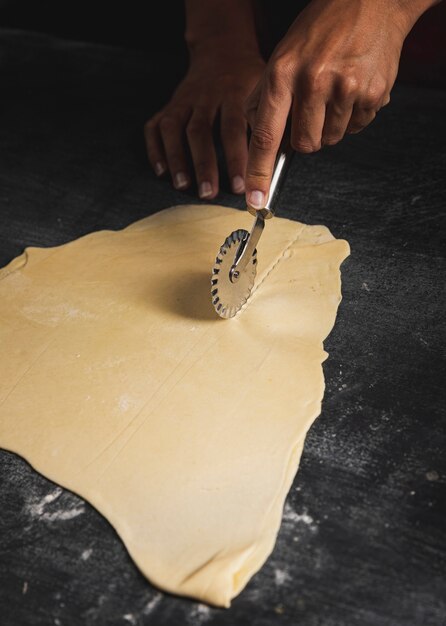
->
[144, 49, 265, 199]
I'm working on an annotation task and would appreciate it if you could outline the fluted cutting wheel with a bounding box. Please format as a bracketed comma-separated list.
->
[211, 229, 257, 319]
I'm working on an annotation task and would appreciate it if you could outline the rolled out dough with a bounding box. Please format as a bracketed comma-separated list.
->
[0, 204, 349, 607]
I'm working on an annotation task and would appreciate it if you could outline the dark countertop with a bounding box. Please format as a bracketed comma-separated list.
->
[0, 28, 445, 626]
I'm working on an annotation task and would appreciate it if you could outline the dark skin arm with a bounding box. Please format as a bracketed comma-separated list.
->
[145, 0, 441, 207]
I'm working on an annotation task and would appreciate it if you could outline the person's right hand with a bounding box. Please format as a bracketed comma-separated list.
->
[243, 0, 420, 211]
[144, 49, 265, 199]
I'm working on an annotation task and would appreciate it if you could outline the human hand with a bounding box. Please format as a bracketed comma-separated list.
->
[144, 49, 265, 199]
[244, 0, 415, 210]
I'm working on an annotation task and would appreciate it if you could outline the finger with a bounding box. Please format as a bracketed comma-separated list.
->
[346, 105, 377, 134]
[290, 95, 326, 153]
[159, 110, 191, 190]
[346, 81, 387, 134]
[245, 79, 292, 209]
[221, 103, 248, 194]
[321, 74, 359, 146]
[321, 101, 354, 146]
[186, 106, 219, 199]
[143, 113, 167, 176]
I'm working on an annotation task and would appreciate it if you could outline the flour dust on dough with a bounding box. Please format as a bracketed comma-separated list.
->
[0, 204, 349, 607]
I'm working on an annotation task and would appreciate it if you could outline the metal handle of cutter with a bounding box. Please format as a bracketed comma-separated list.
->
[230, 134, 294, 283]
[247, 135, 295, 219]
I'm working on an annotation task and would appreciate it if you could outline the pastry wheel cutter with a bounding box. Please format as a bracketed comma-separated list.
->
[211, 137, 294, 318]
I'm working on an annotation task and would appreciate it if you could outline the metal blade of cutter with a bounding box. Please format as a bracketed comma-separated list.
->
[211, 215, 264, 318]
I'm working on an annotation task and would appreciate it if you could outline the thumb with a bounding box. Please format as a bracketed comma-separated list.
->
[244, 82, 291, 210]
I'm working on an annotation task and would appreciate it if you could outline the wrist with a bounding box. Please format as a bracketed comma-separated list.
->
[394, 0, 441, 34]
[184, 0, 260, 64]
[187, 34, 260, 65]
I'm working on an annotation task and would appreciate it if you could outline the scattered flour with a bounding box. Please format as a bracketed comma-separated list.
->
[143, 593, 162, 615]
[81, 548, 93, 561]
[283, 503, 317, 532]
[187, 603, 212, 625]
[21, 301, 96, 326]
[274, 569, 291, 587]
[27, 488, 85, 522]
[274, 568, 291, 586]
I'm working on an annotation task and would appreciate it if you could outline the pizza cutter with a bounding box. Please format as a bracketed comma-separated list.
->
[211, 137, 294, 318]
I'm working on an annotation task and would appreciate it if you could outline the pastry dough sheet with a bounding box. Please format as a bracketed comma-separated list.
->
[0, 204, 349, 606]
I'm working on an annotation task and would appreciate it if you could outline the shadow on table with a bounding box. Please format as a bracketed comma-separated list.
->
[149, 269, 220, 323]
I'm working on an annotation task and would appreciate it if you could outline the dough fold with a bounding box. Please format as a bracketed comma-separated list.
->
[0, 204, 349, 606]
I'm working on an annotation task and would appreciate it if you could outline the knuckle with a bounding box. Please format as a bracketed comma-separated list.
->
[347, 110, 374, 132]
[159, 115, 177, 133]
[267, 53, 293, 92]
[322, 123, 344, 146]
[337, 74, 360, 100]
[359, 96, 376, 111]
[302, 65, 329, 95]
[356, 110, 376, 126]
[322, 135, 341, 146]
[291, 137, 320, 153]
[186, 119, 203, 138]
[186, 111, 213, 139]
[359, 85, 383, 110]
[349, 119, 365, 132]
[251, 125, 275, 152]
[373, 75, 388, 95]
[266, 65, 282, 93]
[246, 167, 270, 182]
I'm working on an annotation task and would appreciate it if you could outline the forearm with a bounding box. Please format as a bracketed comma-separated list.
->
[184, 0, 260, 59]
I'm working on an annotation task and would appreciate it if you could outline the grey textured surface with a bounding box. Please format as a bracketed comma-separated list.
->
[0, 29, 445, 626]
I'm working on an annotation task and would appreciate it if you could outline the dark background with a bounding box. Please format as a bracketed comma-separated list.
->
[0, 0, 446, 85]
[0, 2, 445, 626]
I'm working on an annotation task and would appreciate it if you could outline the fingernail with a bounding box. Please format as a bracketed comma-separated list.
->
[155, 161, 165, 176]
[248, 190, 265, 209]
[232, 175, 245, 194]
[199, 181, 213, 199]
[174, 172, 188, 189]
